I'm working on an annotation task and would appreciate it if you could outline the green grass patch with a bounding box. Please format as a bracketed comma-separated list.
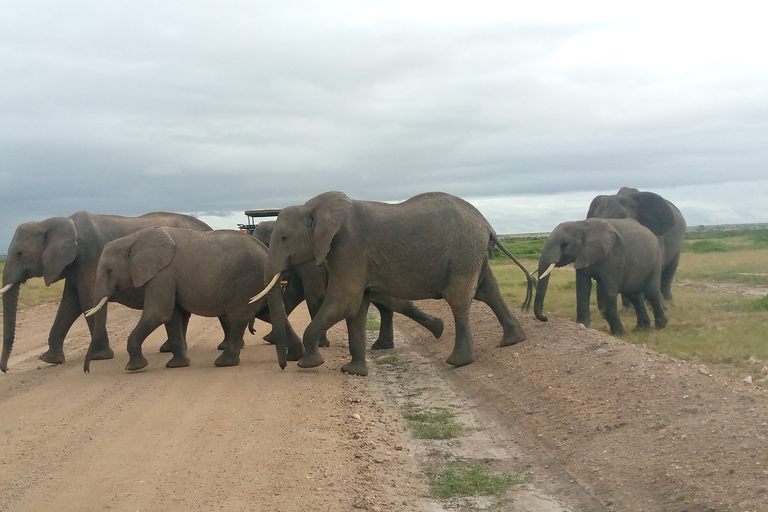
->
[374, 351, 409, 373]
[366, 307, 381, 330]
[494, 236, 547, 260]
[425, 461, 528, 499]
[404, 408, 468, 439]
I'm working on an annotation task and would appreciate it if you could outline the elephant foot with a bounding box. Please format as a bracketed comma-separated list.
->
[428, 318, 445, 339]
[371, 337, 394, 350]
[39, 348, 66, 365]
[341, 360, 369, 376]
[287, 343, 304, 361]
[318, 335, 331, 348]
[91, 346, 115, 360]
[446, 347, 475, 367]
[633, 323, 651, 332]
[125, 355, 149, 371]
[217, 340, 226, 350]
[498, 330, 526, 347]
[655, 316, 668, 329]
[214, 353, 240, 367]
[263, 331, 276, 344]
[297, 351, 325, 368]
[159, 340, 172, 353]
[166, 354, 191, 368]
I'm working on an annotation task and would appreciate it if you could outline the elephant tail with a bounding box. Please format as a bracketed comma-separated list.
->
[490, 234, 537, 311]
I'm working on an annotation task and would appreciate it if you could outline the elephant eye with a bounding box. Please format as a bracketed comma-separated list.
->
[106, 268, 113, 274]
[280, 235, 288, 242]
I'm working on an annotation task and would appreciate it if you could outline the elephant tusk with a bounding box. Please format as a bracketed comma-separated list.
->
[539, 263, 557, 279]
[249, 273, 281, 304]
[0, 283, 13, 295]
[84, 296, 109, 318]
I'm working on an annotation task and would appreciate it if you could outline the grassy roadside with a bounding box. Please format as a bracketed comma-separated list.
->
[491, 229, 768, 382]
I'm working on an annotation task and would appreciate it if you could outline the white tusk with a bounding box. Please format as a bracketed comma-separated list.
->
[84, 296, 109, 317]
[0, 284, 13, 295]
[249, 273, 281, 304]
[539, 263, 557, 279]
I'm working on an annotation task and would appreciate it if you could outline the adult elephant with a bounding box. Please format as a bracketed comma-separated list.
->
[252, 221, 444, 349]
[85, 227, 302, 371]
[253, 191, 536, 376]
[0, 211, 211, 372]
[587, 187, 686, 302]
[533, 218, 667, 335]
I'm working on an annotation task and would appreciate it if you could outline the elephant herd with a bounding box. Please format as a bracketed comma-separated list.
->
[1, 187, 684, 376]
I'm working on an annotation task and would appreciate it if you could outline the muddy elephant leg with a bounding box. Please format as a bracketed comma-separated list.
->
[626, 291, 651, 331]
[575, 271, 593, 328]
[341, 298, 371, 376]
[165, 306, 191, 368]
[370, 304, 395, 350]
[214, 317, 246, 367]
[474, 266, 525, 347]
[40, 280, 83, 364]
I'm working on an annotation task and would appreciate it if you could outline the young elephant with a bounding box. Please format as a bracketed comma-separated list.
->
[253, 191, 536, 376]
[85, 227, 301, 371]
[252, 220, 444, 349]
[533, 218, 667, 335]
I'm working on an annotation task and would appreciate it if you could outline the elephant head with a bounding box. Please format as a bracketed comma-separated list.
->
[1, 217, 78, 372]
[87, 227, 176, 316]
[250, 191, 353, 368]
[534, 219, 618, 321]
[587, 187, 675, 236]
[252, 221, 276, 248]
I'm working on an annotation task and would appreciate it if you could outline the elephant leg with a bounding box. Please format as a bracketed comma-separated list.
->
[442, 275, 477, 367]
[216, 317, 236, 350]
[341, 298, 371, 376]
[298, 298, 354, 369]
[597, 282, 624, 335]
[161, 309, 191, 353]
[370, 303, 395, 350]
[626, 291, 651, 331]
[214, 317, 246, 367]
[575, 272, 593, 328]
[474, 266, 525, 347]
[305, 294, 332, 348]
[126, 316, 167, 371]
[646, 290, 668, 329]
[369, 292, 444, 340]
[40, 279, 81, 364]
[660, 252, 680, 303]
[165, 306, 191, 368]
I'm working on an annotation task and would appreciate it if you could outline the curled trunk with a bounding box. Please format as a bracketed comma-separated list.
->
[1, 284, 20, 372]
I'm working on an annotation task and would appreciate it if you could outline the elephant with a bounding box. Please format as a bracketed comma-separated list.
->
[252, 191, 536, 376]
[251, 220, 445, 349]
[84, 227, 302, 371]
[0, 211, 212, 373]
[587, 187, 686, 302]
[533, 217, 668, 335]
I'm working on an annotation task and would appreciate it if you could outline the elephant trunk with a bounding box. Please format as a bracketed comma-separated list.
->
[534, 262, 556, 322]
[1, 283, 21, 372]
[266, 278, 288, 370]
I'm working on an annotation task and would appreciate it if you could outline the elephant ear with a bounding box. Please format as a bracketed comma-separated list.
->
[632, 191, 675, 236]
[128, 228, 176, 288]
[575, 220, 618, 269]
[41, 217, 79, 286]
[307, 191, 353, 265]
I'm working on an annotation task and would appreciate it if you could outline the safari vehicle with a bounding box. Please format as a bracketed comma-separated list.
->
[237, 209, 281, 234]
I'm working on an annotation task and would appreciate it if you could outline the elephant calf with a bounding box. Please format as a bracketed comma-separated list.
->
[534, 218, 667, 335]
[85, 227, 301, 371]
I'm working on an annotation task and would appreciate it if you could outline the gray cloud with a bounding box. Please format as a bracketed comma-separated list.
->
[2, 1, 768, 249]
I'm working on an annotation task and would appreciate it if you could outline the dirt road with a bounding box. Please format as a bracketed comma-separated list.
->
[1, 299, 767, 511]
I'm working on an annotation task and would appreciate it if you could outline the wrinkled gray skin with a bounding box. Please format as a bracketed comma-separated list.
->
[587, 187, 686, 302]
[534, 218, 668, 335]
[87, 227, 302, 372]
[1, 211, 212, 373]
[262, 191, 535, 376]
[252, 221, 445, 349]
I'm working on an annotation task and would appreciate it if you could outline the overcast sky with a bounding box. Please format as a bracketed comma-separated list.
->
[2, 0, 767, 250]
